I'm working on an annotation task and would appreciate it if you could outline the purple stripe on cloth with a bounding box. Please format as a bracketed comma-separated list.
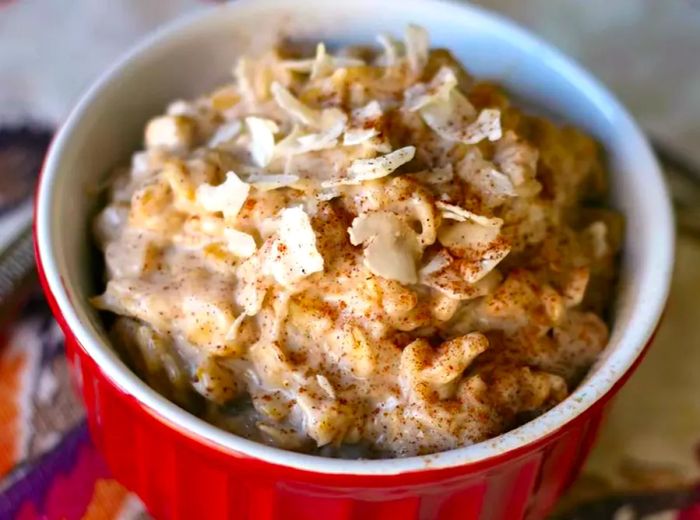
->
[0, 126, 52, 215]
[0, 421, 110, 520]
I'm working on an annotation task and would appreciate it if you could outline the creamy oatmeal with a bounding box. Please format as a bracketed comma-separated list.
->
[92, 26, 621, 457]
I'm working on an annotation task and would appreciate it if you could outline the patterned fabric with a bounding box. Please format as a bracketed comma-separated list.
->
[0, 293, 146, 519]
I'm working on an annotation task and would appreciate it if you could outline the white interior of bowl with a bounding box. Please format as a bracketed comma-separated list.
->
[35, 0, 674, 475]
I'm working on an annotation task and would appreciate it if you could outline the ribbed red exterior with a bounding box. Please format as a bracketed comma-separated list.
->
[60, 332, 613, 520]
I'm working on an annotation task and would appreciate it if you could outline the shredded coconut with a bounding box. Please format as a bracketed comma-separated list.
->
[404, 24, 429, 75]
[348, 212, 420, 284]
[322, 146, 415, 187]
[493, 130, 539, 186]
[144, 115, 194, 151]
[223, 227, 257, 258]
[93, 25, 619, 459]
[283, 43, 365, 79]
[420, 90, 502, 144]
[270, 82, 321, 127]
[248, 174, 300, 191]
[296, 108, 348, 152]
[436, 201, 503, 227]
[225, 313, 247, 341]
[344, 101, 383, 146]
[263, 206, 324, 288]
[376, 33, 400, 67]
[233, 57, 256, 103]
[404, 66, 458, 111]
[316, 374, 336, 399]
[208, 120, 242, 147]
[457, 147, 517, 202]
[196, 171, 250, 221]
[437, 215, 510, 283]
[246, 117, 279, 167]
[410, 164, 454, 185]
[420, 250, 501, 299]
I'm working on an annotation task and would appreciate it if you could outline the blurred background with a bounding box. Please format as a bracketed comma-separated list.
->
[0, 1, 698, 519]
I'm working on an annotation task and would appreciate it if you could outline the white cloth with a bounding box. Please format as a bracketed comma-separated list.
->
[0, 0, 205, 127]
[0, 0, 206, 245]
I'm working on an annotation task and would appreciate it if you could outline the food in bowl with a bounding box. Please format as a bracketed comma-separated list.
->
[91, 26, 621, 458]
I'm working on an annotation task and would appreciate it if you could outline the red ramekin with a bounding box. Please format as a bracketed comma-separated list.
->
[34, 1, 675, 518]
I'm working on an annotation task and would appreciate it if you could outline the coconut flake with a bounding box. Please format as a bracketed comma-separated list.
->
[493, 130, 539, 187]
[196, 171, 250, 221]
[225, 313, 247, 341]
[419, 250, 500, 299]
[235, 253, 267, 315]
[269, 83, 350, 152]
[263, 206, 324, 288]
[316, 374, 336, 399]
[322, 146, 415, 187]
[436, 201, 503, 227]
[144, 115, 194, 151]
[248, 174, 300, 191]
[437, 206, 510, 283]
[465, 108, 503, 143]
[273, 125, 305, 157]
[343, 101, 384, 146]
[283, 43, 365, 79]
[419, 86, 502, 145]
[316, 188, 342, 202]
[462, 247, 510, 283]
[272, 108, 348, 157]
[410, 164, 454, 185]
[208, 120, 242, 147]
[232, 51, 291, 104]
[246, 117, 279, 167]
[223, 227, 257, 257]
[348, 212, 420, 284]
[178, 216, 256, 259]
[270, 82, 321, 127]
[376, 33, 400, 67]
[437, 219, 502, 252]
[296, 108, 348, 152]
[405, 24, 429, 75]
[437, 217, 510, 283]
[457, 147, 517, 202]
[404, 67, 458, 111]
[183, 215, 256, 258]
[419, 249, 452, 278]
[234, 57, 256, 103]
[419, 89, 473, 135]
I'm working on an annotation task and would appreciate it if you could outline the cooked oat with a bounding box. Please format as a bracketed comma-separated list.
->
[92, 26, 621, 457]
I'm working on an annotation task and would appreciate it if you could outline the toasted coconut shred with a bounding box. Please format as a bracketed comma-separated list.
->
[92, 27, 621, 458]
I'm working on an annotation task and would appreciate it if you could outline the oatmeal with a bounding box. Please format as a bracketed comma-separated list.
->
[92, 26, 621, 457]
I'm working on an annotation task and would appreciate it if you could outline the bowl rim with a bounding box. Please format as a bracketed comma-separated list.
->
[34, 0, 675, 476]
